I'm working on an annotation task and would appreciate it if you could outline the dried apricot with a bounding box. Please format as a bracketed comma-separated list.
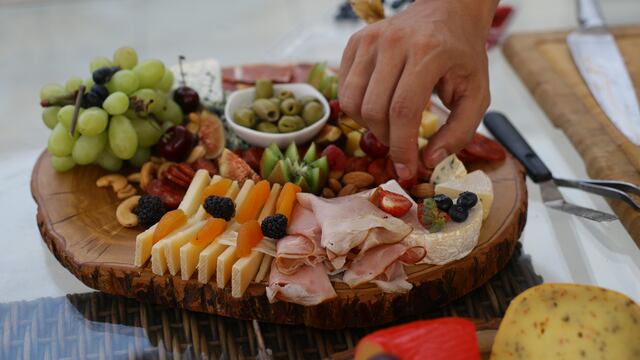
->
[235, 220, 263, 257]
[191, 218, 227, 247]
[201, 178, 233, 203]
[235, 180, 270, 224]
[152, 209, 187, 244]
[275, 182, 302, 220]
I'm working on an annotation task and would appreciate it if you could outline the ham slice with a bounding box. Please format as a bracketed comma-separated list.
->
[372, 262, 412, 293]
[274, 205, 325, 274]
[222, 64, 293, 84]
[297, 192, 412, 269]
[266, 262, 336, 306]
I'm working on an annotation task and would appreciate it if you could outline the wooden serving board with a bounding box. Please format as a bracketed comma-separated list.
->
[31, 149, 527, 329]
[503, 26, 640, 246]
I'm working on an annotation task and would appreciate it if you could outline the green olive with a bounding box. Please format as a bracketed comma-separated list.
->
[253, 98, 280, 123]
[269, 97, 281, 108]
[299, 96, 319, 106]
[256, 121, 279, 133]
[302, 101, 324, 126]
[280, 98, 301, 116]
[233, 107, 256, 128]
[278, 115, 305, 133]
[255, 79, 273, 99]
[277, 90, 294, 100]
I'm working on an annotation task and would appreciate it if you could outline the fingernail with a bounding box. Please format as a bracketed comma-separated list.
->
[427, 148, 448, 167]
[394, 163, 412, 179]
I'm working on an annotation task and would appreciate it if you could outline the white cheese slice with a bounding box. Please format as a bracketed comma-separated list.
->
[216, 246, 238, 288]
[133, 170, 211, 267]
[435, 170, 494, 220]
[422, 204, 483, 265]
[179, 180, 240, 281]
[178, 170, 212, 217]
[258, 183, 282, 223]
[430, 154, 467, 185]
[254, 255, 272, 283]
[231, 250, 264, 298]
[164, 220, 206, 275]
[196, 180, 254, 284]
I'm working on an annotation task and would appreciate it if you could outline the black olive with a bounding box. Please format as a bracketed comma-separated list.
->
[456, 191, 478, 209]
[448, 204, 469, 222]
[433, 194, 453, 212]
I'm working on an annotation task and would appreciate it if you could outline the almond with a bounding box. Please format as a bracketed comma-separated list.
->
[338, 183, 358, 197]
[322, 187, 336, 199]
[329, 170, 344, 180]
[410, 183, 435, 199]
[342, 171, 374, 188]
[328, 178, 342, 193]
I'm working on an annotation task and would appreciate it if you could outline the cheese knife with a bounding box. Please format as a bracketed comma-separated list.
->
[567, 0, 640, 145]
[483, 111, 637, 222]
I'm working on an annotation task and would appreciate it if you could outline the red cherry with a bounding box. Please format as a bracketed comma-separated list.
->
[360, 130, 389, 158]
[173, 86, 200, 113]
[321, 144, 347, 172]
[157, 125, 195, 162]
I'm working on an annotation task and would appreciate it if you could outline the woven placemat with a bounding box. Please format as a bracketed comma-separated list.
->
[0, 243, 540, 360]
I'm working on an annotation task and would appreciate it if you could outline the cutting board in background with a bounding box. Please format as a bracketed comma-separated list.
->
[503, 26, 640, 247]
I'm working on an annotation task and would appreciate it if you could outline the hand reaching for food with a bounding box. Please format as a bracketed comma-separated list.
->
[338, 0, 499, 180]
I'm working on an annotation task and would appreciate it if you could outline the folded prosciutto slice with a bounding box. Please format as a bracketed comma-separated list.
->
[297, 193, 412, 270]
[342, 243, 424, 289]
[266, 262, 337, 306]
[274, 205, 324, 275]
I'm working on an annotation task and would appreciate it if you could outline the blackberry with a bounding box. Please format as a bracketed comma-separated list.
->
[135, 195, 167, 228]
[204, 196, 235, 221]
[432, 194, 453, 212]
[261, 214, 288, 239]
[456, 191, 478, 209]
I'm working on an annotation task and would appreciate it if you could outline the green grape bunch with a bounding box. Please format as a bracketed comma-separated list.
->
[40, 46, 184, 173]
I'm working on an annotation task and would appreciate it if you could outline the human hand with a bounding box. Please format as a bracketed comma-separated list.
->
[338, 0, 498, 180]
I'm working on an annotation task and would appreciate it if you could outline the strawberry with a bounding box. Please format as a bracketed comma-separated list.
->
[370, 187, 412, 217]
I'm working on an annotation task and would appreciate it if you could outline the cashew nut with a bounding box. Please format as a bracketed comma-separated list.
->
[140, 161, 158, 191]
[186, 112, 201, 134]
[186, 145, 206, 164]
[96, 174, 128, 192]
[127, 172, 141, 183]
[117, 184, 138, 199]
[116, 195, 141, 227]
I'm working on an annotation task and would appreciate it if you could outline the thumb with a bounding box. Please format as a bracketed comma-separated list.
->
[421, 94, 487, 168]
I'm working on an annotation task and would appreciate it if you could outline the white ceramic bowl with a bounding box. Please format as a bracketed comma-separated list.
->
[225, 83, 330, 148]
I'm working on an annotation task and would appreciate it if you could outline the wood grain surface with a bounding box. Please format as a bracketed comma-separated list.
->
[31, 151, 527, 329]
[503, 26, 640, 247]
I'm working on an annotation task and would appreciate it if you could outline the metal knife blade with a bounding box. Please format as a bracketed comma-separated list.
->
[540, 180, 618, 222]
[567, 0, 640, 145]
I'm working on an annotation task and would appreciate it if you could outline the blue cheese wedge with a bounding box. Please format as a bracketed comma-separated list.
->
[491, 283, 640, 360]
[430, 154, 467, 185]
[435, 170, 494, 220]
[421, 203, 482, 265]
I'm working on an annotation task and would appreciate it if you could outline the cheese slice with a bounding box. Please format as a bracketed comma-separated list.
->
[254, 255, 272, 283]
[180, 180, 240, 281]
[196, 180, 254, 284]
[229, 183, 281, 297]
[435, 170, 494, 220]
[178, 170, 212, 216]
[258, 183, 282, 223]
[430, 154, 466, 185]
[216, 246, 238, 288]
[420, 110, 439, 139]
[231, 250, 264, 297]
[150, 173, 215, 275]
[491, 283, 640, 360]
[133, 170, 211, 267]
[421, 204, 482, 265]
